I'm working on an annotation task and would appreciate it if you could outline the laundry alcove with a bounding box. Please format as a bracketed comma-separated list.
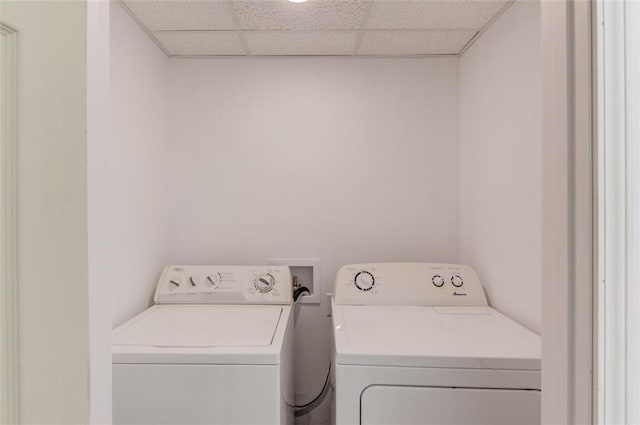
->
[108, 1, 542, 423]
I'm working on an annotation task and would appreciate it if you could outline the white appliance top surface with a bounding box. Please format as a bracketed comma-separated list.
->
[332, 304, 540, 370]
[112, 305, 291, 365]
[113, 304, 282, 347]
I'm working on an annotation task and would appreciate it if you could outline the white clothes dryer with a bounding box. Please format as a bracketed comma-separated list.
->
[331, 263, 541, 425]
[112, 265, 294, 425]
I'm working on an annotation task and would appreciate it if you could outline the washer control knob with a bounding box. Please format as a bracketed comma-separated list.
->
[432, 275, 444, 287]
[354, 271, 375, 291]
[189, 276, 199, 287]
[168, 278, 181, 290]
[205, 273, 221, 288]
[255, 273, 276, 293]
[451, 275, 464, 287]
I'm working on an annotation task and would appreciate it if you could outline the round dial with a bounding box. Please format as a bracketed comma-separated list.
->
[354, 271, 375, 291]
[189, 276, 200, 287]
[254, 273, 276, 293]
[432, 274, 444, 287]
[451, 275, 464, 287]
[205, 273, 221, 288]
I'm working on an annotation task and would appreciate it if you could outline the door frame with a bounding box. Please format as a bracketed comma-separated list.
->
[86, 0, 112, 423]
[0, 21, 20, 425]
[541, 0, 595, 423]
[79, 0, 600, 422]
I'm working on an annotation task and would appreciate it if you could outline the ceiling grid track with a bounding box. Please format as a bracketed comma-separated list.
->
[457, 0, 515, 56]
[226, 0, 251, 55]
[352, 1, 375, 56]
[117, 0, 171, 56]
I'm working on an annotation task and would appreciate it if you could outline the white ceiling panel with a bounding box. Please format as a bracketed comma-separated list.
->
[121, 0, 512, 56]
[232, 0, 369, 30]
[357, 30, 477, 55]
[244, 30, 358, 55]
[366, 0, 509, 30]
[154, 31, 246, 55]
[123, 0, 236, 31]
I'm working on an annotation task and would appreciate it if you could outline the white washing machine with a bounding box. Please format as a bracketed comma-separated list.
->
[112, 265, 294, 425]
[331, 263, 541, 425]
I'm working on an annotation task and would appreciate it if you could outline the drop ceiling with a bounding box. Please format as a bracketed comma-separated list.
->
[121, 0, 512, 57]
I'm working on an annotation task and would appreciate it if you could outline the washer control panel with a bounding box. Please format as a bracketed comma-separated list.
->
[333, 263, 487, 306]
[154, 265, 292, 305]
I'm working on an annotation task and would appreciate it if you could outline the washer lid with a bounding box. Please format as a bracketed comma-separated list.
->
[332, 304, 540, 370]
[113, 305, 282, 347]
[112, 305, 291, 365]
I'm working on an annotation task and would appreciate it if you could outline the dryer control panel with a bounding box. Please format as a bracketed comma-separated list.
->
[154, 265, 292, 305]
[333, 263, 487, 306]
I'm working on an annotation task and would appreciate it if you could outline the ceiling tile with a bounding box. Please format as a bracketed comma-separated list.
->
[366, 0, 509, 30]
[357, 30, 477, 55]
[243, 30, 358, 55]
[232, 0, 368, 30]
[123, 0, 236, 31]
[154, 31, 246, 55]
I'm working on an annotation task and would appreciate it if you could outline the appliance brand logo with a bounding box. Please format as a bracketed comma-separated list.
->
[452, 291, 467, 296]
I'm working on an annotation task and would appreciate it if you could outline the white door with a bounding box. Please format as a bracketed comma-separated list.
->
[0, 1, 93, 423]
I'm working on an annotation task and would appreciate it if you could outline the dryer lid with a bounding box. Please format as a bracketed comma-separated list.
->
[112, 305, 282, 348]
[332, 304, 540, 370]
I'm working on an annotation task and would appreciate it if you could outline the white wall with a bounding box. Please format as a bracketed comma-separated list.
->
[87, 0, 112, 422]
[2, 1, 89, 422]
[167, 57, 459, 422]
[458, 0, 542, 333]
[110, 1, 171, 328]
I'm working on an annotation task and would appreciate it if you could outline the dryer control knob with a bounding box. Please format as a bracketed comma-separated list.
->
[432, 275, 444, 287]
[451, 275, 464, 287]
[354, 271, 375, 291]
[255, 273, 276, 293]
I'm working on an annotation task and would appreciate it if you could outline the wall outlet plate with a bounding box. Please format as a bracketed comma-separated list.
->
[268, 258, 321, 304]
